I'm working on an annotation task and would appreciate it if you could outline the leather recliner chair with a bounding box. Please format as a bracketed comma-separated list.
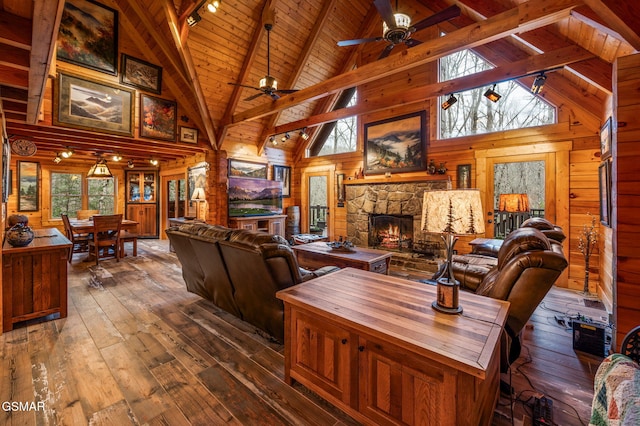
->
[434, 227, 568, 369]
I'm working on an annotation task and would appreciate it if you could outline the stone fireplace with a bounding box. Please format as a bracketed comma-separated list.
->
[345, 180, 450, 262]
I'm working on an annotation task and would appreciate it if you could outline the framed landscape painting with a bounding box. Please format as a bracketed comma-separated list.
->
[18, 161, 39, 212]
[54, 73, 134, 136]
[120, 54, 162, 94]
[229, 160, 268, 179]
[140, 94, 177, 141]
[364, 111, 427, 174]
[56, 0, 118, 75]
[179, 126, 198, 144]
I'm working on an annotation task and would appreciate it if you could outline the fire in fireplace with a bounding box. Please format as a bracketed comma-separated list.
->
[369, 214, 413, 251]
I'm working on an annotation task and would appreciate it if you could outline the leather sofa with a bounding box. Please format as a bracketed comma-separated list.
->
[165, 223, 338, 342]
[433, 223, 568, 367]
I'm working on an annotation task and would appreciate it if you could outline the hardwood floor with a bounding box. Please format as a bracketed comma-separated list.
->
[0, 240, 605, 425]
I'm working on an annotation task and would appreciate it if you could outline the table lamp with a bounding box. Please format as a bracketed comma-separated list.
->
[191, 188, 206, 220]
[422, 189, 485, 314]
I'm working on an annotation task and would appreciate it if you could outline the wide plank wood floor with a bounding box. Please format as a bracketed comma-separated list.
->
[1, 240, 605, 425]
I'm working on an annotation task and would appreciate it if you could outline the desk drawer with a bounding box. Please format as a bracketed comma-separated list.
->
[369, 259, 387, 274]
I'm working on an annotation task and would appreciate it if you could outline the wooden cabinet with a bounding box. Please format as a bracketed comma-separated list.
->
[289, 309, 354, 405]
[278, 268, 509, 426]
[2, 228, 72, 333]
[125, 170, 158, 237]
[228, 215, 286, 238]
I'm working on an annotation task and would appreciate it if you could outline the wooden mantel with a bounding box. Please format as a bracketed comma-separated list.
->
[343, 174, 450, 185]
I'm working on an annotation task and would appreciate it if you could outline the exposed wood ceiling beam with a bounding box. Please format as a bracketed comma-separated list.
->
[581, 0, 640, 50]
[27, 0, 64, 124]
[163, 0, 218, 149]
[292, 2, 382, 162]
[267, 45, 596, 136]
[257, 0, 337, 155]
[7, 122, 206, 161]
[230, 0, 582, 125]
[217, 0, 275, 149]
[454, 0, 612, 93]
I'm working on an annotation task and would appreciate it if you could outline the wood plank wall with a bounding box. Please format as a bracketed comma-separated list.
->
[612, 53, 640, 349]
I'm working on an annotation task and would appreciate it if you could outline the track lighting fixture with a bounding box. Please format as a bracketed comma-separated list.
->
[206, 0, 221, 13]
[300, 128, 309, 140]
[53, 153, 62, 164]
[149, 158, 159, 166]
[186, 11, 201, 26]
[484, 85, 501, 102]
[531, 73, 547, 94]
[112, 153, 122, 162]
[270, 136, 277, 145]
[441, 94, 457, 110]
[127, 160, 135, 168]
[61, 148, 74, 158]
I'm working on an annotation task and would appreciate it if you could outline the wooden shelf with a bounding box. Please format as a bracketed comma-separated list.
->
[344, 174, 450, 185]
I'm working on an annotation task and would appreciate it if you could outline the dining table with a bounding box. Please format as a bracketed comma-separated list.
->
[69, 218, 140, 234]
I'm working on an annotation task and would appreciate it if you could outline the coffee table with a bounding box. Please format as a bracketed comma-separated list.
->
[292, 241, 392, 274]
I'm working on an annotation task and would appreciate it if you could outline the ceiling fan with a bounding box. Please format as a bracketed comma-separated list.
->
[337, 0, 461, 60]
[228, 23, 298, 101]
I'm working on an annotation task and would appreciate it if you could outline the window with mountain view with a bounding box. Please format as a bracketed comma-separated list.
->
[439, 49, 556, 139]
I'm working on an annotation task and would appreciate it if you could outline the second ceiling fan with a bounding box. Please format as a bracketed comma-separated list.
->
[228, 22, 298, 101]
[338, 0, 461, 59]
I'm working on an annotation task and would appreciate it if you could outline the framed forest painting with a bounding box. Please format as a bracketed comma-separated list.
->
[56, 0, 118, 75]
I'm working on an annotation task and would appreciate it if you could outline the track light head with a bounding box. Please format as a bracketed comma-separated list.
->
[53, 153, 62, 164]
[300, 128, 309, 140]
[441, 94, 457, 110]
[531, 73, 547, 94]
[484, 85, 501, 102]
[186, 10, 201, 27]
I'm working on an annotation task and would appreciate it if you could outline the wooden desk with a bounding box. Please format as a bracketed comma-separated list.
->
[69, 218, 139, 234]
[2, 228, 72, 332]
[292, 241, 392, 274]
[277, 268, 509, 426]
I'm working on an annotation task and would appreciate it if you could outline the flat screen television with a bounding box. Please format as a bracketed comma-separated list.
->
[228, 176, 283, 217]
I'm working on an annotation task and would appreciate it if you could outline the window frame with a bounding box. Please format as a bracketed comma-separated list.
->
[50, 170, 116, 219]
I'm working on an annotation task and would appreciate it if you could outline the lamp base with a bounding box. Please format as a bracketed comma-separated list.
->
[431, 300, 463, 314]
[432, 277, 463, 314]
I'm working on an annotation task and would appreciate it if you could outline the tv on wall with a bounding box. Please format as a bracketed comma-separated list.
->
[228, 176, 283, 217]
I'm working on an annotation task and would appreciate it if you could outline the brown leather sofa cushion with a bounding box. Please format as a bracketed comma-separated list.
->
[497, 227, 551, 268]
[521, 217, 566, 243]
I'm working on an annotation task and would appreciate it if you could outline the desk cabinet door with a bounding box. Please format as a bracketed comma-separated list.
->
[358, 337, 457, 426]
[127, 204, 157, 237]
[289, 309, 355, 406]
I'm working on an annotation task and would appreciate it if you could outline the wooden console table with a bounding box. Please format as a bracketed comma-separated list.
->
[2, 228, 72, 332]
[277, 268, 509, 426]
[292, 242, 392, 274]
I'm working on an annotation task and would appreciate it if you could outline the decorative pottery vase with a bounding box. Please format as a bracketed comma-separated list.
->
[6, 224, 35, 247]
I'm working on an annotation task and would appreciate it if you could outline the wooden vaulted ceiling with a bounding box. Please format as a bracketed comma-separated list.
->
[0, 0, 638, 164]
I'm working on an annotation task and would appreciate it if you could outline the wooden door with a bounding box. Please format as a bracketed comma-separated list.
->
[301, 167, 335, 238]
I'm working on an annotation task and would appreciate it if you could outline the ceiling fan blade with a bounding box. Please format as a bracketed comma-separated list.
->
[378, 43, 395, 60]
[276, 89, 298, 94]
[269, 92, 281, 101]
[374, 0, 397, 30]
[405, 38, 422, 48]
[412, 5, 461, 32]
[337, 37, 382, 47]
[244, 92, 265, 101]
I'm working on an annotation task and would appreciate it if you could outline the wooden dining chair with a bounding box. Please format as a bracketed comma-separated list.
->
[119, 229, 138, 257]
[88, 214, 123, 265]
[77, 209, 100, 220]
[61, 214, 92, 263]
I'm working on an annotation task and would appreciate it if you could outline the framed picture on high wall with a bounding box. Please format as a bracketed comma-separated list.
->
[599, 160, 611, 227]
[364, 111, 427, 175]
[228, 159, 268, 179]
[600, 117, 612, 160]
[56, 0, 118, 75]
[140, 94, 177, 141]
[120, 54, 162, 94]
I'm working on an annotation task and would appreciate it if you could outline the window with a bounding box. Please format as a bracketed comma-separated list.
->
[51, 172, 114, 218]
[439, 49, 556, 139]
[88, 179, 115, 214]
[309, 89, 358, 156]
